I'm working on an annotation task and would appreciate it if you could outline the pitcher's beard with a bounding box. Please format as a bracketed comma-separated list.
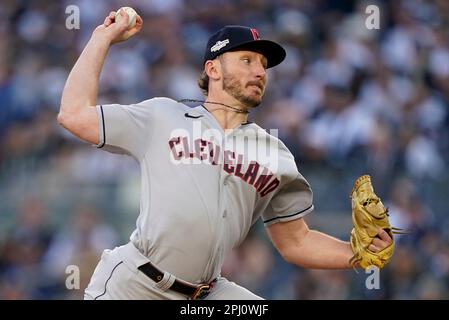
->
[222, 74, 263, 109]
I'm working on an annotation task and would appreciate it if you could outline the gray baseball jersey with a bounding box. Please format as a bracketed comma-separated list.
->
[95, 97, 313, 284]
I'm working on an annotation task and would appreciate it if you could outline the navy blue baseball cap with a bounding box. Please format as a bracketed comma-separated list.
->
[203, 25, 286, 68]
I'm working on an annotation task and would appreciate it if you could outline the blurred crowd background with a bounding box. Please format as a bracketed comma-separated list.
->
[1, 0, 449, 299]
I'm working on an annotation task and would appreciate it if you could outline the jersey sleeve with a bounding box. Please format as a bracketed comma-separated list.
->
[95, 99, 156, 160]
[262, 173, 314, 226]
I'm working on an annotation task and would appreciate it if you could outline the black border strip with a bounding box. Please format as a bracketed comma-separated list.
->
[98, 105, 106, 148]
[263, 204, 313, 224]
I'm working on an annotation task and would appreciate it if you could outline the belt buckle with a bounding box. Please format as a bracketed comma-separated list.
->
[192, 284, 211, 300]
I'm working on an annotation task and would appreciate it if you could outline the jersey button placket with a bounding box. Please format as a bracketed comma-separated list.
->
[222, 176, 229, 217]
[220, 134, 232, 219]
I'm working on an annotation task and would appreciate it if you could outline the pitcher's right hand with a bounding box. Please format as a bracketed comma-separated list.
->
[93, 10, 143, 45]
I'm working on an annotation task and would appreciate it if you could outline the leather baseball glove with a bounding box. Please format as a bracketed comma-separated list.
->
[349, 175, 401, 269]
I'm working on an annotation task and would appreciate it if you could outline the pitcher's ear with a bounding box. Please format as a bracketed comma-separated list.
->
[205, 59, 221, 80]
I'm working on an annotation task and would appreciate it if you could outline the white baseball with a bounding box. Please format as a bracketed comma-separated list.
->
[115, 7, 137, 29]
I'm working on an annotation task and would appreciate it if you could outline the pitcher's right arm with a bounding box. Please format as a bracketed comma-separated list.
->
[57, 10, 143, 145]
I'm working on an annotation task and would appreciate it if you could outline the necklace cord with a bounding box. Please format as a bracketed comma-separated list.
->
[178, 99, 250, 114]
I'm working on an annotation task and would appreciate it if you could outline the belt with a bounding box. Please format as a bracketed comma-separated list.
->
[138, 262, 215, 300]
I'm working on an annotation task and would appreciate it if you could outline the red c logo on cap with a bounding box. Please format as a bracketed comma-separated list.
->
[250, 28, 260, 40]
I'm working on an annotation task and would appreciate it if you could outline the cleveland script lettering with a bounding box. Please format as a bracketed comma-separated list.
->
[168, 136, 280, 197]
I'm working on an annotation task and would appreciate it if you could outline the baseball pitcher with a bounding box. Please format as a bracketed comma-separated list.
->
[58, 9, 395, 300]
